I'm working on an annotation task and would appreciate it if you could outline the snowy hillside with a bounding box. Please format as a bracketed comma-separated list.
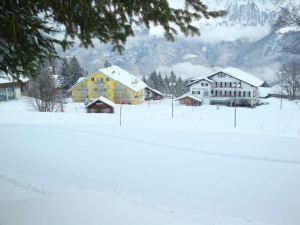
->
[59, 0, 295, 81]
[0, 98, 300, 225]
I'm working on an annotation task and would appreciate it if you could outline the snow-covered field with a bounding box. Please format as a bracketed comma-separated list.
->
[0, 97, 300, 225]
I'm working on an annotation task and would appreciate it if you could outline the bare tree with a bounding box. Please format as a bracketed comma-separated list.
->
[27, 66, 58, 112]
[278, 63, 300, 99]
[275, 2, 300, 53]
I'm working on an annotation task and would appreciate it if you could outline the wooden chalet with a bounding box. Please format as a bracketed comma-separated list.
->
[145, 87, 164, 101]
[86, 96, 115, 113]
[175, 93, 202, 106]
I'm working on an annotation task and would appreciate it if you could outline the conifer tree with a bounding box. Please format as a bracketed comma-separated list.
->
[156, 73, 165, 93]
[69, 56, 85, 86]
[163, 75, 170, 95]
[104, 60, 112, 68]
[0, 1, 226, 79]
[59, 58, 71, 91]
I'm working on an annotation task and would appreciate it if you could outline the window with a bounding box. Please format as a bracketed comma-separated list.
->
[211, 90, 214, 95]
[243, 91, 246, 97]
[229, 91, 232, 97]
[0, 88, 7, 101]
[248, 91, 251, 97]
[6, 87, 15, 100]
[239, 91, 241, 97]
[106, 78, 109, 81]
[91, 77, 95, 82]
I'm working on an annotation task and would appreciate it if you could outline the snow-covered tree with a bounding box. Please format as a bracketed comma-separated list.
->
[27, 66, 58, 112]
[278, 63, 300, 99]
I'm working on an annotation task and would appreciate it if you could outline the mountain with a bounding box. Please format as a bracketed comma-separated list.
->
[60, 0, 296, 82]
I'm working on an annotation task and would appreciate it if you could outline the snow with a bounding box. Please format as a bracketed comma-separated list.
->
[69, 66, 147, 93]
[99, 65, 147, 92]
[146, 86, 164, 96]
[277, 26, 300, 35]
[183, 53, 199, 59]
[259, 85, 287, 97]
[221, 67, 265, 87]
[86, 96, 116, 108]
[0, 97, 300, 225]
[175, 93, 202, 102]
[186, 77, 214, 86]
[0, 73, 30, 84]
[259, 87, 271, 98]
[76, 76, 86, 83]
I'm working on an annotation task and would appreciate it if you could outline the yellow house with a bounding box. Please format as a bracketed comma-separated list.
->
[68, 65, 147, 105]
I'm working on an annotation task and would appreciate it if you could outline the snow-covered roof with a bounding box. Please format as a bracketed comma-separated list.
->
[99, 66, 147, 92]
[77, 77, 86, 83]
[259, 84, 288, 97]
[175, 93, 202, 102]
[0, 73, 30, 84]
[67, 76, 87, 92]
[218, 67, 264, 87]
[186, 77, 214, 87]
[258, 87, 271, 98]
[146, 87, 164, 96]
[86, 96, 115, 108]
[68, 66, 147, 93]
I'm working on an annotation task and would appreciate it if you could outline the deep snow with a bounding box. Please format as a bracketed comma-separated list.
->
[0, 97, 300, 225]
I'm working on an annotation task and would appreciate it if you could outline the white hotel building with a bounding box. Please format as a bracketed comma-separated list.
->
[177, 67, 264, 107]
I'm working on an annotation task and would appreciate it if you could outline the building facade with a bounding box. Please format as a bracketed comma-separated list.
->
[184, 67, 264, 107]
[69, 66, 147, 105]
[86, 96, 115, 113]
[0, 75, 29, 101]
[145, 87, 164, 101]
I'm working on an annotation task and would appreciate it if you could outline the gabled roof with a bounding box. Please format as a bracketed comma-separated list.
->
[0, 73, 30, 84]
[175, 93, 202, 102]
[145, 87, 164, 96]
[211, 67, 264, 87]
[86, 96, 115, 108]
[99, 66, 147, 92]
[186, 77, 214, 87]
[68, 65, 147, 92]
